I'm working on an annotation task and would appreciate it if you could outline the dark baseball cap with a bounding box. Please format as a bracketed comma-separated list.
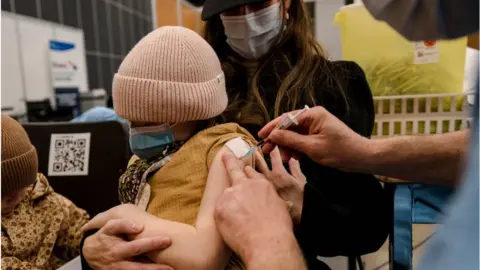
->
[201, 0, 267, 21]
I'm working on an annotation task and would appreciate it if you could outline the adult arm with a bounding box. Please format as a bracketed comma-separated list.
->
[245, 233, 306, 270]
[81, 220, 173, 270]
[260, 105, 469, 186]
[365, 130, 468, 186]
[359, 0, 476, 183]
[261, 62, 467, 186]
[216, 153, 307, 270]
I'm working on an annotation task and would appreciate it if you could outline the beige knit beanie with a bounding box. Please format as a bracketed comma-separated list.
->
[1, 115, 38, 194]
[113, 26, 227, 123]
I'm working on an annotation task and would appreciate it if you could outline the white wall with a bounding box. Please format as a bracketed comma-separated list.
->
[313, 0, 345, 60]
[1, 13, 25, 116]
[151, 0, 157, 29]
[1, 12, 88, 116]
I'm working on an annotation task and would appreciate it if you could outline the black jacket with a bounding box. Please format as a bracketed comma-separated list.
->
[296, 61, 389, 262]
[239, 59, 390, 268]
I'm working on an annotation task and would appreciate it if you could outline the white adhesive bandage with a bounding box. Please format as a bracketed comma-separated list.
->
[225, 137, 251, 158]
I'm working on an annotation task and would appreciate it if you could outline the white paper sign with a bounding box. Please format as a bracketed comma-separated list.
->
[49, 40, 83, 88]
[413, 41, 440, 64]
[48, 133, 91, 176]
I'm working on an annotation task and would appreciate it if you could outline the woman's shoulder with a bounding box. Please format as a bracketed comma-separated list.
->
[319, 60, 371, 93]
[312, 59, 374, 136]
[311, 59, 371, 100]
[323, 60, 367, 79]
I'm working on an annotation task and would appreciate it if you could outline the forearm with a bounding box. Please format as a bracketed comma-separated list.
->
[125, 149, 234, 269]
[125, 212, 228, 270]
[244, 232, 306, 270]
[360, 130, 468, 186]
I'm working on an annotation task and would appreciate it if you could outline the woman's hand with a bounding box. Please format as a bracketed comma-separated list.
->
[82, 206, 173, 270]
[256, 147, 307, 224]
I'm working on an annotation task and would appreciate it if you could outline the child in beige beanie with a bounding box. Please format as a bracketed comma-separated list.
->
[1, 115, 90, 270]
[85, 26, 257, 270]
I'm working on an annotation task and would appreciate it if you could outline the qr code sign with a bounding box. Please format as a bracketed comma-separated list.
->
[48, 133, 91, 176]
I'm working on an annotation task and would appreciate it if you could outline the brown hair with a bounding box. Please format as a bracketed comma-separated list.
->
[205, 0, 348, 133]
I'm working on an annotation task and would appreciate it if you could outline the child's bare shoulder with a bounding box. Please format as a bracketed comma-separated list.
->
[197, 123, 256, 169]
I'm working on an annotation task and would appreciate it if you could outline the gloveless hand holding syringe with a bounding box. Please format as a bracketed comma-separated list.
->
[242, 105, 311, 158]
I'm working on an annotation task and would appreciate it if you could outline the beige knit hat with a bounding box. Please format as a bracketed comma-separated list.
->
[1, 115, 38, 194]
[113, 26, 227, 123]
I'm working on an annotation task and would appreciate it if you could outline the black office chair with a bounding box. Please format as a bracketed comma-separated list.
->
[26, 99, 54, 122]
[23, 121, 130, 217]
[55, 87, 81, 121]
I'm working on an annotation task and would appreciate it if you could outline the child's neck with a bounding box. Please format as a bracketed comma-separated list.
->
[172, 121, 199, 141]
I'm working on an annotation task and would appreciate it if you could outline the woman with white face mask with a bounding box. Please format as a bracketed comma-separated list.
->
[201, 0, 390, 268]
[79, 2, 389, 270]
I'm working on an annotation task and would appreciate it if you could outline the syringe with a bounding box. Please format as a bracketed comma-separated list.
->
[242, 105, 310, 158]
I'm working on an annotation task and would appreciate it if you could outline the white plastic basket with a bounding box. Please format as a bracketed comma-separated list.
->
[372, 92, 475, 138]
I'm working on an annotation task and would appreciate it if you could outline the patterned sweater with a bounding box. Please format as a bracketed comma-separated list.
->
[1, 174, 90, 270]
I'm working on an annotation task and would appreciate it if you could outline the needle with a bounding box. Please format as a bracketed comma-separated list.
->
[242, 105, 310, 158]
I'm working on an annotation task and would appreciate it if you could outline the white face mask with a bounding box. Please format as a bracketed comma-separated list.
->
[221, 3, 282, 60]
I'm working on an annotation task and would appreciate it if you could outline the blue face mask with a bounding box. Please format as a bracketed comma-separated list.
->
[129, 124, 175, 161]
